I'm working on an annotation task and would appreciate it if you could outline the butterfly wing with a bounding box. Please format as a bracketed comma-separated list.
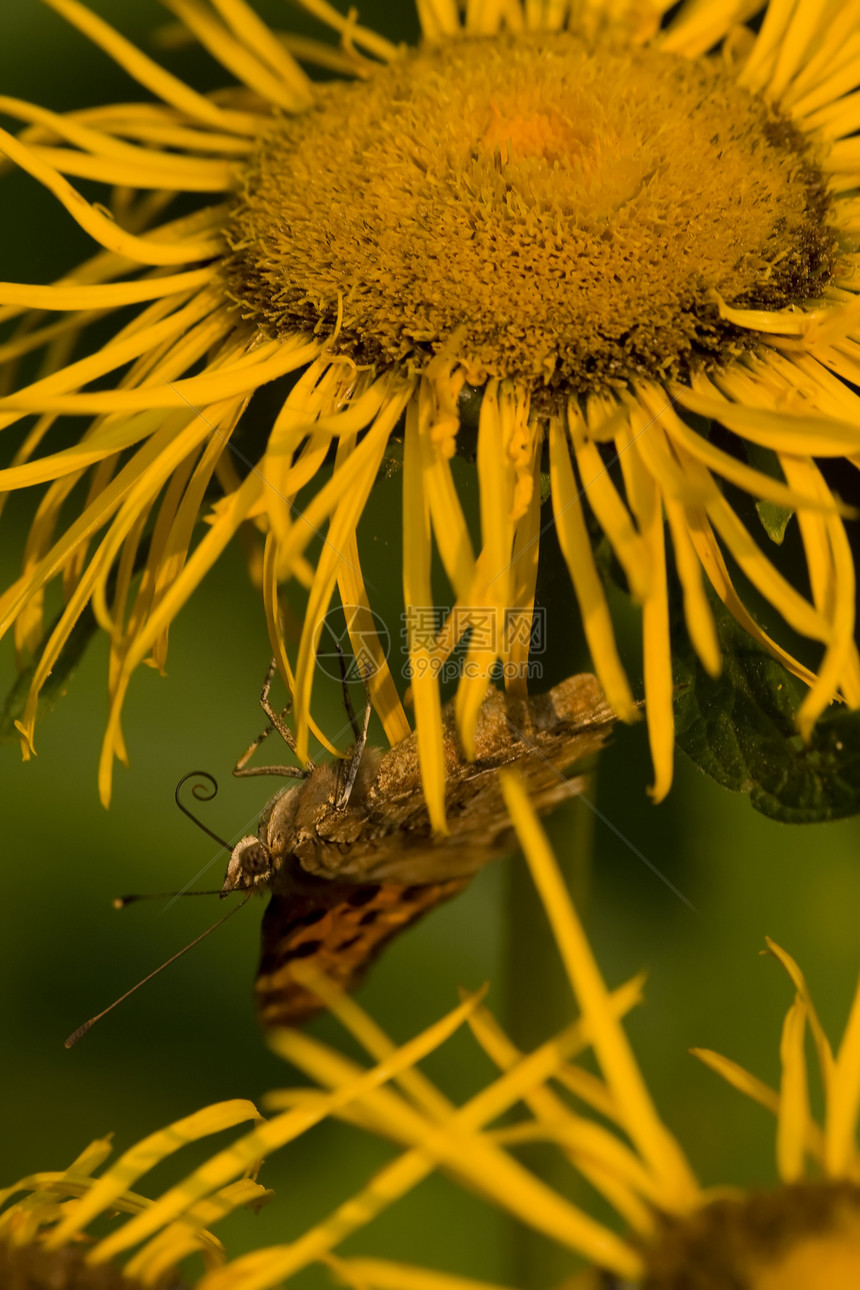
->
[308, 672, 617, 883]
[253, 672, 617, 1026]
[255, 867, 469, 1026]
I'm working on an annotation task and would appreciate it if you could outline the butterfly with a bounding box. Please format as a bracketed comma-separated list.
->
[222, 666, 617, 1026]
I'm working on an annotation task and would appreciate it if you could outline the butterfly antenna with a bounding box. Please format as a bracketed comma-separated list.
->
[112, 890, 225, 908]
[64, 894, 252, 1048]
[175, 770, 233, 851]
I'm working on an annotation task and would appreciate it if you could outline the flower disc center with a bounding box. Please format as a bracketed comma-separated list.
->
[647, 1183, 860, 1290]
[225, 33, 835, 400]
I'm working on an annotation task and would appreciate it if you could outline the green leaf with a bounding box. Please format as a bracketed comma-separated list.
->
[746, 442, 794, 545]
[755, 497, 793, 545]
[674, 599, 860, 823]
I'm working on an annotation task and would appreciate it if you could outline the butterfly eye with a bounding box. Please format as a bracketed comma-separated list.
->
[242, 843, 271, 876]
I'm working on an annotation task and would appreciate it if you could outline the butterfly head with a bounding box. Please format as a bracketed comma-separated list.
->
[221, 836, 276, 896]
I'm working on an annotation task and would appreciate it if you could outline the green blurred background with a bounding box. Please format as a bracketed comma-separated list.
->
[2, 3, 860, 1286]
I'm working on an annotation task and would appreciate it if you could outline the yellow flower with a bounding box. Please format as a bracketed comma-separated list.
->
[2, 0, 859, 815]
[0, 993, 487, 1288]
[0, 1099, 271, 1287]
[201, 776, 860, 1290]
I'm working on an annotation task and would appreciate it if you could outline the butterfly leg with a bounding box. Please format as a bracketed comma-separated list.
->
[233, 659, 313, 780]
[335, 672, 372, 809]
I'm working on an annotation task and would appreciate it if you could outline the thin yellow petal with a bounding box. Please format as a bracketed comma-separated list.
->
[0, 290, 221, 438]
[1, 414, 196, 703]
[684, 514, 819, 688]
[24, 144, 236, 192]
[735, 0, 794, 92]
[548, 414, 636, 721]
[781, 457, 860, 728]
[0, 267, 216, 312]
[782, 6, 860, 110]
[291, 383, 413, 764]
[826, 967, 860, 1177]
[327, 1258, 517, 1290]
[21, 412, 213, 765]
[96, 991, 484, 1265]
[465, 0, 507, 35]
[127, 403, 241, 666]
[419, 375, 477, 603]
[0, 122, 221, 264]
[500, 774, 699, 1208]
[162, 0, 310, 111]
[693, 1013, 827, 1168]
[46, 1102, 261, 1249]
[281, 960, 454, 1122]
[711, 295, 811, 335]
[293, 0, 399, 61]
[670, 383, 860, 456]
[454, 381, 514, 755]
[258, 1022, 642, 1286]
[261, 535, 341, 759]
[614, 417, 674, 802]
[646, 387, 855, 517]
[41, 0, 262, 135]
[660, 0, 761, 58]
[691, 1048, 781, 1113]
[416, 0, 462, 37]
[403, 396, 448, 834]
[776, 997, 810, 1183]
[506, 439, 542, 697]
[466, 987, 657, 1235]
[259, 356, 343, 545]
[764, 938, 836, 1094]
[98, 471, 264, 803]
[208, 0, 313, 98]
[335, 532, 412, 748]
[669, 441, 830, 644]
[268, 380, 392, 577]
[0, 334, 320, 416]
[126, 1179, 271, 1282]
[569, 407, 651, 603]
[665, 497, 721, 678]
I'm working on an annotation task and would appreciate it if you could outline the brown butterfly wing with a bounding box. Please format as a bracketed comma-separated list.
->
[255, 864, 469, 1026]
[253, 673, 617, 1026]
[308, 672, 616, 884]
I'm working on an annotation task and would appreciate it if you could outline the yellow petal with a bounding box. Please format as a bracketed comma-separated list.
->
[569, 407, 651, 603]
[0, 266, 216, 311]
[776, 997, 810, 1183]
[403, 396, 448, 834]
[162, 0, 310, 111]
[416, 0, 461, 39]
[614, 412, 674, 801]
[109, 991, 483, 1273]
[47, 1102, 261, 1249]
[765, 937, 835, 1083]
[42, 0, 263, 135]
[0, 120, 221, 263]
[500, 774, 699, 1208]
[291, 383, 413, 764]
[826, 966, 860, 1177]
[325, 1258, 517, 1290]
[98, 470, 264, 803]
[665, 498, 721, 678]
[547, 414, 636, 720]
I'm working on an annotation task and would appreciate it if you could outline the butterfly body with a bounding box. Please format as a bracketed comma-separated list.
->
[223, 673, 616, 1025]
